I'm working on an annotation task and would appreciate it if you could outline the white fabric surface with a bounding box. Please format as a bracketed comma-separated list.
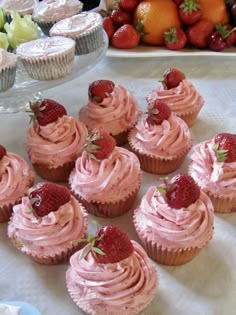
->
[0, 55, 236, 315]
[0, 304, 21, 315]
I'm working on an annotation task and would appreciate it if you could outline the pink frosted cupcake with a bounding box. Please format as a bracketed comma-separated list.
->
[128, 100, 192, 174]
[134, 173, 214, 265]
[147, 68, 204, 127]
[26, 98, 88, 182]
[8, 182, 88, 265]
[79, 80, 140, 146]
[66, 225, 158, 315]
[189, 133, 236, 213]
[32, 0, 84, 35]
[69, 129, 142, 217]
[0, 144, 35, 223]
[1, 0, 35, 17]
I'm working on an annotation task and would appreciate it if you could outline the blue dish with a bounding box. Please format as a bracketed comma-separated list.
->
[1, 301, 41, 315]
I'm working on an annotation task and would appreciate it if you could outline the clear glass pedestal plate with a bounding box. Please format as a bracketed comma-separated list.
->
[0, 32, 108, 113]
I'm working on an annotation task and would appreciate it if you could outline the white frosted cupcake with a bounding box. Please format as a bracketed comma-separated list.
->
[1, 0, 35, 17]
[0, 48, 17, 92]
[50, 12, 104, 55]
[32, 0, 83, 35]
[16, 36, 75, 81]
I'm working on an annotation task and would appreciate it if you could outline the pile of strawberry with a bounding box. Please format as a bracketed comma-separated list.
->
[99, 0, 236, 51]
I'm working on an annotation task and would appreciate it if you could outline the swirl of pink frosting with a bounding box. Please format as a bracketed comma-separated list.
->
[79, 85, 140, 135]
[134, 186, 214, 249]
[189, 139, 236, 197]
[8, 196, 88, 256]
[66, 241, 157, 315]
[146, 80, 204, 115]
[0, 153, 34, 207]
[129, 113, 192, 157]
[27, 115, 88, 167]
[69, 147, 142, 202]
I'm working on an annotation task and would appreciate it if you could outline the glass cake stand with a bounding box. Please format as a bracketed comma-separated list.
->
[0, 32, 108, 114]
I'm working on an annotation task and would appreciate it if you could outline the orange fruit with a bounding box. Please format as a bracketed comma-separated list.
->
[134, 0, 181, 46]
[198, 0, 229, 25]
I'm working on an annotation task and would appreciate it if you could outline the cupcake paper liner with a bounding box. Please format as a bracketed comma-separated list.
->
[128, 135, 192, 175]
[0, 200, 20, 223]
[205, 189, 236, 214]
[178, 102, 203, 128]
[134, 213, 213, 266]
[0, 65, 17, 92]
[33, 19, 55, 36]
[71, 174, 142, 218]
[19, 47, 75, 81]
[75, 27, 104, 55]
[33, 161, 75, 182]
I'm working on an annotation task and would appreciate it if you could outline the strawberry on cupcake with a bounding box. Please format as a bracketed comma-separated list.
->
[8, 182, 88, 265]
[26, 97, 88, 182]
[69, 128, 142, 217]
[66, 225, 158, 315]
[79, 79, 140, 146]
[128, 100, 192, 174]
[134, 173, 214, 265]
[0, 144, 35, 223]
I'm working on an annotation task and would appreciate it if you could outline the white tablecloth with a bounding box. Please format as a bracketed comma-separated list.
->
[0, 54, 236, 315]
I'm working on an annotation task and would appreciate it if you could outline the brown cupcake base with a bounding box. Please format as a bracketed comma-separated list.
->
[33, 162, 74, 182]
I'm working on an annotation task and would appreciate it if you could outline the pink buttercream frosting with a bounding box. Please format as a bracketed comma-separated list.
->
[8, 195, 88, 256]
[0, 153, 34, 207]
[189, 139, 236, 197]
[33, 0, 83, 23]
[134, 186, 214, 249]
[128, 113, 192, 157]
[27, 115, 88, 167]
[1, 0, 36, 15]
[146, 80, 204, 116]
[66, 241, 157, 315]
[79, 85, 140, 136]
[69, 147, 142, 203]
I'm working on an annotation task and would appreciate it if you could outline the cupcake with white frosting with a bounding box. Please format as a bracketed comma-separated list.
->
[16, 36, 75, 80]
[49, 12, 104, 55]
[0, 48, 17, 92]
[0, 0, 35, 18]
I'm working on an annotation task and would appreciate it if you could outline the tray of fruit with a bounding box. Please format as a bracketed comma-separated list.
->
[99, 0, 236, 57]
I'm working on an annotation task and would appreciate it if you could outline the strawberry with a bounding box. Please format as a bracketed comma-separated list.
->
[103, 16, 116, 40]
[160, 173, 200, 209]
[85, 129, 116, 160]
[88, 79, 115, 103]
[0, 144, 7, 160]
[111, 24, 140, 49]
[29, 98, 67, 126]
[186, 19, 214, 48]
[119, 0, 140, 12]
[178, 0, 202, 25]
[162, 68, 186, 89]
[110, 8, 132, 28]
[173, 0, 184, 4]
[164, 27, 187, 50]
[147, 100, 171, 125]
[213, 133, 236, 163]
[208, 24, 236, 51]
[28, 182, 71, 217]
[88, 225, 134, 264]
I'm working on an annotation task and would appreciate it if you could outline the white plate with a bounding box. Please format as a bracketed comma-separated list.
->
[106, 46, 236, 58]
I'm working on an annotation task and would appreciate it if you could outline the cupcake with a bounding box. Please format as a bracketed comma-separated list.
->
[8, 182, 88, 265]
[26, 98, 88, 182]
[79, 80, 140, 146]
[0, 0, 35, 18]
[49, 12, 104, 55]
[0, 144, 35, 223]
[69, 129, 142, 217]
[16, 36, 75, 81]
[66, 225, 158, 315]
[128, 100, 192, 174]
[189, 133, 236, 213]
[0, 48, 17, 92]
[147, 68, 204, 127]
[134, 173, 214, 265]
[32, 0, 83, 36]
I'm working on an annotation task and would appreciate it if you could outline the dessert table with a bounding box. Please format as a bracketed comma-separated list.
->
[0, 53, 236, 315]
